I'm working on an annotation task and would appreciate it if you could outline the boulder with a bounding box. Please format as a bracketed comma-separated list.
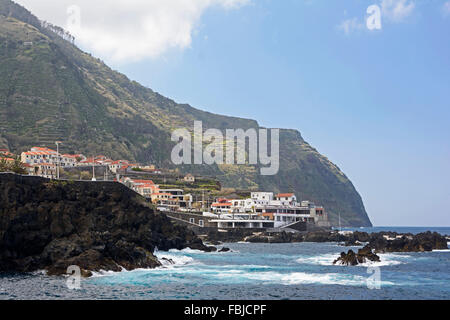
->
[333, 245, 380, 266]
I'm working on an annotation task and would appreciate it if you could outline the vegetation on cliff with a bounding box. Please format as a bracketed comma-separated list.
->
[0, 156, 26, 174]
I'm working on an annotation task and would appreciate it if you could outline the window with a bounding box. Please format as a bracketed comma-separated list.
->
[189, 218, 195, 224]
[199, 220, 204, 227]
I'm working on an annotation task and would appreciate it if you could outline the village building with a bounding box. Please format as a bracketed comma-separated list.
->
[34, 163, 57, 179]
[211, 198, 233, 214]
[158, 189, 193, 209]
[0, 149, 14, 157]
[205, 191, 330, 229]
[108, 160, 130, 174]
[21, 147, 86, 169]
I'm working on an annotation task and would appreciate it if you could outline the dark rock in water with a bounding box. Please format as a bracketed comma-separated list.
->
[204, 227, 448, 252]
[333, 245, 380, 266]
[352, 231, 371, 243]
[303, 231, 333, 242]
[0, 174, 212, 276]
[342, 239, 363, 247]
[334, 250, 358, 266]
[219, 247, 230, 252]
[161, 257, 175, 265]
[369, 231, 448, 253]
[340, 231, 370, 246]
[207, 229, 256, 243]
[356, 245, 381, 263]
[245, 231, 304, 243]
[335, 232, 447, 265]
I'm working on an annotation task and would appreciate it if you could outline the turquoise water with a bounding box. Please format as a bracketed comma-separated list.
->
[0, 227, 449, 300]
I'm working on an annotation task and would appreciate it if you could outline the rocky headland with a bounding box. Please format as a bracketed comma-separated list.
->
[0, 173, 214, 277]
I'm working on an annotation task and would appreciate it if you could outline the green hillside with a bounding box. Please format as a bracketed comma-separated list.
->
[0, 0, 371, 226]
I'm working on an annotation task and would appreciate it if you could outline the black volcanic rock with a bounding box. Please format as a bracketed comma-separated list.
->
[368, 231, 448, 253]
[245, 231, 304, 243]
[334, 232, 448, 266]
[333, 245, 380, 266]
[0, 173, 211, 276]
[334, 250, 358, 266]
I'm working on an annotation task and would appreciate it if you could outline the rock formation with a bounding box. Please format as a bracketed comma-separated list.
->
[0, 173, 213, 277]
[333, 245, 380, 266]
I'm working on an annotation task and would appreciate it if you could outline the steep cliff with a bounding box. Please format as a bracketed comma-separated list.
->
[0, 0, 371, 226]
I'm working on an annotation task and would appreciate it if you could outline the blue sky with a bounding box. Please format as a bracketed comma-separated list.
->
[18, 0, 450, 226]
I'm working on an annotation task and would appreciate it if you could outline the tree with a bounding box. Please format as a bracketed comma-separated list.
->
[10, 157, 27, 174]
[0, 157, 27, 174]
[0, 158, 8, 172]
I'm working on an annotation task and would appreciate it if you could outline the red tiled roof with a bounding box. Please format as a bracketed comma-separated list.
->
[62, 154, 78, 158]
[212, 203, 232, 207]
[23, 151, 55, 156]
[31, 147, 57, 153]
[276, 193, 295, 198]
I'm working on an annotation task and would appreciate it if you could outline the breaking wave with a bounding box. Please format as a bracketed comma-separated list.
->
[296, 252, 410, 267]
[215, 270, 395, 286]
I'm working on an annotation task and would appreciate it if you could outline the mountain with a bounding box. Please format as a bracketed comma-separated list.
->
[0, 0, 372, 227]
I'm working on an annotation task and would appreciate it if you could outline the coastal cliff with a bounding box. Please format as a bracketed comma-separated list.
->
[0, 173, 211, 276]
[0, 0, 371, 227]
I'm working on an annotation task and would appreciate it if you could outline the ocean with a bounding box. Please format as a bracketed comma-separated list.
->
[0, 227, 449, 300]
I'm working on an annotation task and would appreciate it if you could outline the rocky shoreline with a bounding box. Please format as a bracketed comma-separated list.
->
[205, 229, 449, 247]
[203, 229, 448, 266]
[0, 174, 215, 277]
[1, 174, 448, 275]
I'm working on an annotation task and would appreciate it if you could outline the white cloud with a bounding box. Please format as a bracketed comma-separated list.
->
[337, 18, 364, 35]
[337, 0, 415, 36]
[381, 0, 415, 22]
[443, 1, 450, 17]
[15, 0, 250, 63]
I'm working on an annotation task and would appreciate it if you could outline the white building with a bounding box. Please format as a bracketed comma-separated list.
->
[250, 192, 274, 205]
[208, 192, 329, 229]
[21, 147, 85, 168]
[275, 193, 297, 206]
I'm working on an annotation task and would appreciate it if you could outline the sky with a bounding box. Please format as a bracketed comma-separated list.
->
[14, 0, 450, 226]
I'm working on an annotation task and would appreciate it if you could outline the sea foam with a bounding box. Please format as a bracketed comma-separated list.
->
[216, 270, 394, 286]
[295, 252, 409, 267]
